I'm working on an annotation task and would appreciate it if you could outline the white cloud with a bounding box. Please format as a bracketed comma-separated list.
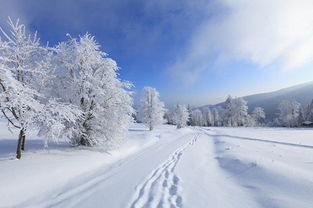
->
[168, 0, 313, 83]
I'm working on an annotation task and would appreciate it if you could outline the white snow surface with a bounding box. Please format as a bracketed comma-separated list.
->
[0, 123, 313, 208]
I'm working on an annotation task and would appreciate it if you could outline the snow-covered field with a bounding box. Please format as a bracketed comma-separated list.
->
[1, 124, 313, 208]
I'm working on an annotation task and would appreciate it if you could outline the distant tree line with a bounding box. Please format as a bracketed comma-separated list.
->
[137, 91, 313, 129]
[186, 96, 313, 128]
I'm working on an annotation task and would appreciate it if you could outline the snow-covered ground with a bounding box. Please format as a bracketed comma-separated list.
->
[0, 124, 313, 208]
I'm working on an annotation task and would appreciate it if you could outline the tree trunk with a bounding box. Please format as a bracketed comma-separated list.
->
[21, 132, 26, 151]
[79, 134, 92, 146]
[80, 136, 88, 146]
[16, 128, 25, 159]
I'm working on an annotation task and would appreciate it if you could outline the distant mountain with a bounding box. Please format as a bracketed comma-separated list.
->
[209, 81, 313, 120]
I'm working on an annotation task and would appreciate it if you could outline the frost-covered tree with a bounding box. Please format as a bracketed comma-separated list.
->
[224, 96, 235, 126]
[172, 104, 190, 129]
[224, 96, 249, 126]
[212, 107, 223, 126]
[251, 107, 266, 126]
[0, 18, 45, 159]
[0, 18, 134, 157]
[138, 87, 165, 130]
[166, 108, 174, 125]
[54, 33, 134, 147]
[298, 107, 305, 125]
[186, 104, 192, 125]
[304, 99, 313, 121]
[233, 97, 249, 126]
[31, 48, 81, 148]
[190, 109, 204, 126]
[0, 18, 79, 159]
[278, 100, 301, 127]
[164, 109, 170, 124]
[203, 108, 213, 126]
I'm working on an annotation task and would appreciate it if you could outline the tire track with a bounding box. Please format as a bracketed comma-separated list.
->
[129, 133, 199, 208]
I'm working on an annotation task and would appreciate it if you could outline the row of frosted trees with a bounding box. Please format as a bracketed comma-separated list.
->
[0, 19, 134, 158]
[189, 97, 313, 128]
[136, 89, 265, 130]
[136, 89, 312, 130]
[189, 96, 266, 127]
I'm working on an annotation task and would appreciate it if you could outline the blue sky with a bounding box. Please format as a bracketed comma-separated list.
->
[1, 0, 313, 106]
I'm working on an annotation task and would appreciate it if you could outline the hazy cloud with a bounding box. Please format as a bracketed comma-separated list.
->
[168, 0, 313, 84]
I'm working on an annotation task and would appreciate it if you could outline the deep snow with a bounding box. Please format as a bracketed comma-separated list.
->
[0, 124, 313, 208]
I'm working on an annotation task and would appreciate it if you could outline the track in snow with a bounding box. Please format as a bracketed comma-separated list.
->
[129, 133, 199, 208]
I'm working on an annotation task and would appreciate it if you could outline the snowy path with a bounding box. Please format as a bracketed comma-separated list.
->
[20, 129, 199, 208]
[129, 133, 199, 208]
[1, 125, 313, 208]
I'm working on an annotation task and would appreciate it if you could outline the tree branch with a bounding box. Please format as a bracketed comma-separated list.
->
[1, 110, 20, 128]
